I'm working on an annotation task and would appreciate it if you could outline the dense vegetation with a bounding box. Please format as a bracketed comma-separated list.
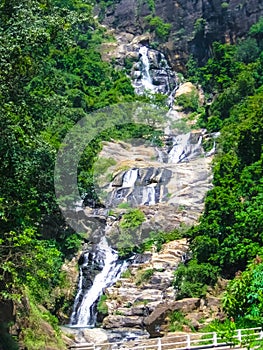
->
[174, 19, 263, 327]
[0, 0, 138, 348]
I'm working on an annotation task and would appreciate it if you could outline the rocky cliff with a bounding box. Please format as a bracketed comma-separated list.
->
[99, 0, 263, 70]
[62, 109, 218, 340]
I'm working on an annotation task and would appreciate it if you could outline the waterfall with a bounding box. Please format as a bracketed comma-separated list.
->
[132, 46, 178, 96]
[168, 133, 203, 163]
[138, 46, 155, 93]
[122, 169, 139, 188]
[143, 186, 156, 205]
[205, 141, 216, 157]
[70, 236, 128, 327]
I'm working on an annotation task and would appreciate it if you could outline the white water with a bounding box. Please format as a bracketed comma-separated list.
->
[138, 46, 156, 93]
[70, 266, 84, 324]
[143, 186, 156, 205]
[205, 141, 216, 157]
[168, 133, 202, 163]
[122, 169, 139, 188]
[71, 237, 127, 327]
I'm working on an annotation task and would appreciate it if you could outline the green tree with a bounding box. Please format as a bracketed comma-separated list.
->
[223, 257, 263, 326]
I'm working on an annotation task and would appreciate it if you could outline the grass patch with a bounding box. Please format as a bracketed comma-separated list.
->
[135, 269, 155, 286]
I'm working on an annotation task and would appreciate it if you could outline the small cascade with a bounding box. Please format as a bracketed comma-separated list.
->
[132, 46, 178, 96]
[70, 236, 128, 327]
[139, 46, 154, 92]
[205, 141, 216, 157]
[122, 169, 139, 188]
[142, 186, 156, 205]
[167, 132, 203, 164]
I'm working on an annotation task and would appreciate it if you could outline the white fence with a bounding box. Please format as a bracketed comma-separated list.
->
[69, 327, 263, 350]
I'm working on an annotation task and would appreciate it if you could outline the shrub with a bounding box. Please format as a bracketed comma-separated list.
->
[120, 208, 145, 229]
[169, 311, 194, 332]
[145, 15, 172, 40]
[97, 294, 108, 315]
[221, 2, 229, 9]
[173, 260, 219, 299]
[135, 269, 155, 285]
[194, 18, 206, 35]
[176, 90, 200, 112]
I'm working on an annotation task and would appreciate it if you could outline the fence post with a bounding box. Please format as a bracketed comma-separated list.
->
[237, 329, 242, 343]
[157, 337, 162, 350]
[186, 334, 191, 349]
[213, 332, 218, 346]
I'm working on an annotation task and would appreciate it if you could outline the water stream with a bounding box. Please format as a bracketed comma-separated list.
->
[70, 236, 128, 327]
[138, 46, 155, 93]
[69, 46, 208, 329]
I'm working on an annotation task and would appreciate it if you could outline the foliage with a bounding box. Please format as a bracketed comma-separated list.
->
[173, 260, 219, 299]
[169, 311, 194, 332]
[141, 230, 182, 252]
[235, 38, 260, 63]
[117, 209, 146, 256]
[145, 15, 172, 40]
[119, 208, 145, 230]
[198, 42, 241, 92]
[222, 257, 263, 325]
[146, 0, 155, 13]
[97, 294, 108, 315]
[0, 0, 146, 345]
[135, 269, 155, 286]
[221, 2, 229, 10]
[121, 268, 132, 279]
[94, 157, 117, 177]
[20, 289, 65, 350]
[0, 228, 62, 303]
[194, 18, 206, 36]
[175, 90, 200, 113]
[178, 16, 263, 301]
[202, 319, 239, 346]
[249, 16, 263, 45]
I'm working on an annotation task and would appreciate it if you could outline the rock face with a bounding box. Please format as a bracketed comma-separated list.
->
[93, 130, 213, 245]
[65, 116, 215, 326]
[64, 85, 218, 337]
[99, 0, 263, 70]
[101, 240, 225, 337]
[102, 239, 189, 335]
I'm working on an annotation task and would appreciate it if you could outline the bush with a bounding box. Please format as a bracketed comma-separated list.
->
[97, 294, 108, 315]
[145, 15, 172, 40]
[173, 260, 219, 299]
[135, 269, 155, 285]
[194, 18, 206, 35]
[235, 38, 259, 64]
[176, 90, 200, 112]
[169, 311, 194, 332]
[221, 2, 229, 9]
[120, 208, 145, 229]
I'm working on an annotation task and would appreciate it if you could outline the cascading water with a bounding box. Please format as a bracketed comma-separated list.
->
[133, 46, 178, 96]
[167, 132, 203, 164]
[122, 168, 139, 188]
[142, 186, 156, 205]
[69, 45, 212, 333]
[70, 236, 128, 327]
[138, 46, 155, 93]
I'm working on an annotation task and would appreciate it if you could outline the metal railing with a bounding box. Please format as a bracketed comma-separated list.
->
[68, 327, 263, 350]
